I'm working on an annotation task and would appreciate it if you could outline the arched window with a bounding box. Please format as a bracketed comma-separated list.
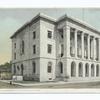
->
[78, 62, 83, 77]
[47, 62, 52, 73]
[61, 44, 64, 57]
[17, 66, 20, 71]
[13, 65, 16, 74]
[91, 64, 95, 77]
[96, 64, 99, 77]
[22, 40, 24, 54]
[58, 62, 63, 73]
[85, 63, 89, 77]
[32, 61, 36, 73]
[21, 64, 24, 75]
[71, 61, 76, 77]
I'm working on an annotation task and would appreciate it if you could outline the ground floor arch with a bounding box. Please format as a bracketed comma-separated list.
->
[71, 61, 76, 77]
[91, 64, 95, 77]
[85, 63, 89, 77]
[78, 62, 83, 77]
[96, 64, 99, 77]
[56, 62, 63, 77]
[21, 64, 24, 75]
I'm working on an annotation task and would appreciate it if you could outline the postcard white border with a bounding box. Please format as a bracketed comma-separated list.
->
[1, 0, 100, 97]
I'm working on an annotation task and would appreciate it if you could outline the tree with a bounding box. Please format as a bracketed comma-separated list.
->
[0, 62, 11, 69]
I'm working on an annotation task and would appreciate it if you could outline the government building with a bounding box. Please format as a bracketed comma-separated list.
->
[11, 13, 100, 82]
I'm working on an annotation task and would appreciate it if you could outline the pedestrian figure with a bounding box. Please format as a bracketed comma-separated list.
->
[10, 81, 13, 85]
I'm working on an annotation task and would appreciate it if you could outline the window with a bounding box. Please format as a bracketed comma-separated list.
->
[33, 45, 36, 54]
[33, 31, 36, 39]
[14, 53, 16, 60]
[61, 44, 64, 57]
[47, 62, 52, 73]
[13, 65, 16, 74]
[14, 43, 16, 49]
[17, 66, 20, 71]
[22, 40, 25, 54]
[48, 31, 52, 38]
[32, 61, 36, 73]
[58, 29, 63, 39]
[59, 62, 63, 73]
[48, 44, 52, 54]
[21, 64, 24, 75]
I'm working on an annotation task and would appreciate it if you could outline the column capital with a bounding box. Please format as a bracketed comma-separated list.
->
[65, 25, 70, 30]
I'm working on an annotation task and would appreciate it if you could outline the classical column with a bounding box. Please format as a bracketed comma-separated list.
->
[94, 64, 96, 77]
[82, 32, 84, 59]
[64, 26, 70, 77]
[89, 64, 91, 77]
[76, 63, 78, 77]
[99, 38, 100, 61]
[88, 35, 90, 60]
[83, 64, 85, 77]
[65, 26, 70, 57]
[95, 38, 99, 61]
[96, 38, 99, 61]
[75, 30, 77, 58]
[93, 37, 95, 60]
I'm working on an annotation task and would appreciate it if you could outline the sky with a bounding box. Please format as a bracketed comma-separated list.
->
[0, 8, 100, 64]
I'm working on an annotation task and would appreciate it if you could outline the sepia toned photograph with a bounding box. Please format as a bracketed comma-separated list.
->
[1, 8, 100, 92]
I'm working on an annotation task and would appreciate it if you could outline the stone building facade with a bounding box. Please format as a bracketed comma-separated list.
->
[11, 13, 100, 82]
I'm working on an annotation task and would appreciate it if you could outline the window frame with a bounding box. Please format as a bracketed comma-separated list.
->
[14, 65, 16, 74]
[33, 31, 36, 39]
[21, 40, 25, 55]
[14, 43, 16, 49]
[33, 45, 36, 54]
[47, 62, 52, 73]
[47, 30, 52, 39]
[32, 61, 36, 73]
[17, 66, 20, 71]
[14, 52, 16, 60]
[47, 44, 52, 54]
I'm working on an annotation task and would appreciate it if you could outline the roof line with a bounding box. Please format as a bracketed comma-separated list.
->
[10, 13, 56, 39]
[10, 13, 100, 39]
[57, 14, 100, 34]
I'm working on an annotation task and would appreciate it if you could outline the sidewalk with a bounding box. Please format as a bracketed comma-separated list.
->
[0, 80, 100, 87]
